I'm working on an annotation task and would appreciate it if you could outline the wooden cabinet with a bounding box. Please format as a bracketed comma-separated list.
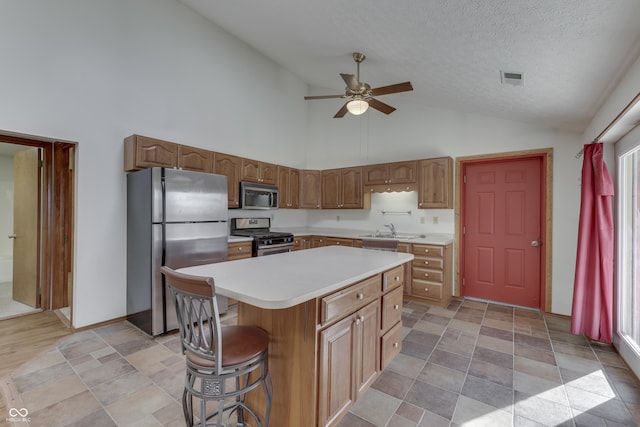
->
[293, 236, 312, 251]
[397, 242, 412, 294]
[177, 145, 213, 173]
[363, 161, 417, 185]
[214, 153, 242, 208]
[418, 157, 453, 209]
[241, 158, 277, 185]
[300, 170, 322, 209]
[278, 166, 300, 208]
[227, 241, 252, 261]
[408, 242, 452, 306]
[312, 236, 326, 248]
[380, 266, 404, 370]
[323, 237, 354, 247]
[321, 167, 365, 209]
[124, 134, 178, 171]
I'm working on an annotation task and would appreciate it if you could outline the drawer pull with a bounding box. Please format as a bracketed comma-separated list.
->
[393, 342, 399, 348]
[424, 249, 429, 253]
[357, 293, 364, 300]
[393, 304, 399, 310]
[424, 261, 429, 265]
[355, 318, 361, 325]
[238, 247, 243, 251]
[424, 273, 429, 277]
[395, 276, 400, 281]
[424, 287, 429, 292]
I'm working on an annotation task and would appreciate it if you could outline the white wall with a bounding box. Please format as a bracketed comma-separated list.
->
[0, 0, 308, 328]
[306, 97, 583, 315]
[0, 155, 13, 258]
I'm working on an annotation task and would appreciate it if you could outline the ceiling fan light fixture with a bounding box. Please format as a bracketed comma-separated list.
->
[347, 98, 369, 115]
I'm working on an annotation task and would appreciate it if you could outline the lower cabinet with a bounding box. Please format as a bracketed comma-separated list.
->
[227, 241, 252, 260]
[407, 242, 452, 306]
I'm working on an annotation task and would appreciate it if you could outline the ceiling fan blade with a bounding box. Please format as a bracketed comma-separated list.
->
[333, 102, 349, 118]
[304, 94, 344, 100]
[368, 98, 396, 115]
[340, 73, 360, 92]
[370, 82, 413, 96]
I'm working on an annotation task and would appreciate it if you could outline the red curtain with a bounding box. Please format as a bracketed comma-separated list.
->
[571, 143, 614, 343]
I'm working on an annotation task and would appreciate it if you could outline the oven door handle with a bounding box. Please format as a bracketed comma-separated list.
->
[257, 242, 293, 250]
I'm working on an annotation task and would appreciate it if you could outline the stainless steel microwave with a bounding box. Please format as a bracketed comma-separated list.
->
[240, 182, 279, 209]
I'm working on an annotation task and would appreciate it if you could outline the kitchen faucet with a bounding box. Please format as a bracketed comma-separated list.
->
[384, 223, 397, 237]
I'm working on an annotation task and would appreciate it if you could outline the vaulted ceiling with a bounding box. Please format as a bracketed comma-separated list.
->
[180, 0, 640, 132]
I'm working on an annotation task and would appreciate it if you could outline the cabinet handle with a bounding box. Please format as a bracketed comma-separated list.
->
[238, 247, 243, 251]
[393, 342, 399, 348]
[393, 304, 399, 310]
[424, 273, 429, 277]
[395, 276, 400, 281]
[424, 249, 429, 253]
[360, 316, 365, 323]
[356, 293, 364, 300]
[424, 287, 429, 292]
[424, 261, 429, 265]
[355, 318, 361, 325]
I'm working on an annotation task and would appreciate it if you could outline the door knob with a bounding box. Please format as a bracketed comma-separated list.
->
[531, 240, 542, 247]
[8, 234, 16, 239]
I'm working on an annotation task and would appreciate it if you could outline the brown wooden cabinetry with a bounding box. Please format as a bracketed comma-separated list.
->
[321, 167, 366, 209]
[227, 241, 252, 261]
[278, 166, 300, 208]
[293, 236, 312, 251]
[241, 158, 277, 185]
[397, 242, 412, 294]
[312, 236, 326, 248]
[407, 242, 452, 306]
[214, 153, 242, 208]
[418, 157, 453, 209]
[363, 161, 417, 185]
[300, 170, 322, 209]
[124, 134, 178, 171]
[177, 145, 213, 173]
[323, 237, 354, 247]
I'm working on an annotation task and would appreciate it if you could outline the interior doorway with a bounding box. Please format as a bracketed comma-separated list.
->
[0, 132, 75, 322]
[456, 149, 553, 311]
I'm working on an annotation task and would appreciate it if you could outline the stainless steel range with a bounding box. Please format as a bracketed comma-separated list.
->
[230, 217, 294, 256]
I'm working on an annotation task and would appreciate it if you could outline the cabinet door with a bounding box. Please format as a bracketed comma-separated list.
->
[240, 158, 262, 183]
[323, 237, 354, 247]
[124, 135, 178, 171]
[260, 161, 278, 185]
[388, 161, 418, 184]
[318, 314, 356, 427]
[321, 169, 341, 208]
[177, 145, 213, 173]
[289, 168, 300, 208]
[214, 153, 242, 208]
[354, 301, 379, 399]
[312, 236, 325, 248]
[340, 167, 363, 209]
[363, 164, 389, 185]
[278, 166, 290, 208]
[300, 170, 321, 209]
[418, 157, 453, 209]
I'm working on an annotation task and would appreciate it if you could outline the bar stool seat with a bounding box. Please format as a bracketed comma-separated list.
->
[161, 266, 272, 427]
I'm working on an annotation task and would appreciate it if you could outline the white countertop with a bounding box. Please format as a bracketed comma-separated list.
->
[272, 226, 454, 245]
[178, 246, 414, 310]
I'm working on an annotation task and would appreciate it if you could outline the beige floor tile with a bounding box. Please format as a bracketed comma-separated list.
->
[127, 343, 183, 376]
[452, 395, 513, 427]
[513, 371, 569, 407]
[26, 389, 103, 426]
[514, 356, 562, 384]
[350, 387, 402, 427]
[482, 317, 513, 332]
[476, 334, 514, 355]
[106, 385, 175, 425]
[19, 374, 88, 414]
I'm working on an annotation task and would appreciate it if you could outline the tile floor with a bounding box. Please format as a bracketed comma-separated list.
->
[2, 299, 640, 426]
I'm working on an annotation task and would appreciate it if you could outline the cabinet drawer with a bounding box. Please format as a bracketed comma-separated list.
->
[382, 265, 404, 293]
[412, 256, 444, 270]
[381, 321, 403, 370]
[412, 244, 444, 257]
[412, 266, 443, 283]
[320, 275, 380, 326]
[381, 286, 403, 332]
[227, 242, 252, 260]
[324, 237, 354, 247]
[411, 279, 443, 300]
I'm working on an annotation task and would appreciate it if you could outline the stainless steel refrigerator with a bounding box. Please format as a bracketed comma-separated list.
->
[127, 167, 228, 336]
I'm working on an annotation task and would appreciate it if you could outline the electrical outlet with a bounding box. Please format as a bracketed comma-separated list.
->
[336, 215, 340, 222]
[433, 216, 438, 224]
[420, 216, 425, 224]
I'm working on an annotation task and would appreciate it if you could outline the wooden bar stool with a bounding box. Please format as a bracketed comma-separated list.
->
[161, 266, 272, 427]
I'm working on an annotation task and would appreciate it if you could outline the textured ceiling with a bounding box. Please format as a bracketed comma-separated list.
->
[179, 0, 640, 132]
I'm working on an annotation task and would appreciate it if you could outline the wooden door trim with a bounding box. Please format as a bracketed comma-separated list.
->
[455, 148, 553, 312]
[0, 132, 76, 314]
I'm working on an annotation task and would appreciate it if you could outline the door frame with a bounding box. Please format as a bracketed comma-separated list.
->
[0, 131, 75, 314]
[455, 148, 553, 311]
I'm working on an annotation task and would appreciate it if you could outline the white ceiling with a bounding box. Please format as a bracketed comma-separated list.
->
[179, 0, 640, 133]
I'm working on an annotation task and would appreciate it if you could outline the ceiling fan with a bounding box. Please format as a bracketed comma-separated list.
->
[304, 52, 413, 118]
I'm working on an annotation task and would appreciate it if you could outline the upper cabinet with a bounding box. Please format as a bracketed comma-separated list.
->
[214, 153, 242, 208]
[278, 166, 300, 209]
[299, 170, 322, 209]
[124, 135, 178, 171]
[177, 145, 213, 173]
[418, 157, 453, 209]
[241, 158, 277, 185]
[321, 167, 366, 209]
[363, 161, 417, 185]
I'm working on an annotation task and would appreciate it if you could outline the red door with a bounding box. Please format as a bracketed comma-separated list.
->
[462, 157, 542, 308]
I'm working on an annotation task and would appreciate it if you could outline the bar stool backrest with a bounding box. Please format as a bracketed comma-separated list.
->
[160, 266, 224, 375]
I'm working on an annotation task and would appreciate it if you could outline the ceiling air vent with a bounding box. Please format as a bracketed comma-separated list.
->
[500, 71, 524, 86]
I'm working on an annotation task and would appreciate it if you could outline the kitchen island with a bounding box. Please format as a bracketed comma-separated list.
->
[179, 246, 413, 427]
